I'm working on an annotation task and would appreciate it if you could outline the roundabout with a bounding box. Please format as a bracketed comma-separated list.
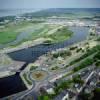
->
[30, 70, 49, 82]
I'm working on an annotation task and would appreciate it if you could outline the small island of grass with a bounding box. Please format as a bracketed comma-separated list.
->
[44, 26, 73, 44]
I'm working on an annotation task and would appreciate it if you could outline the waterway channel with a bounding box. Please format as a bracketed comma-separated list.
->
[0, 26, 89, 98]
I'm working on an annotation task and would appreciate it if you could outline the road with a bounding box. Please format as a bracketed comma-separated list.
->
[14, 64, 96, 100]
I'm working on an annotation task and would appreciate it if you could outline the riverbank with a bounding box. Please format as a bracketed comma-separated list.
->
[0, 37, 46, 53]
[0, 71, 15, 78]
[0, 26, 73, 53]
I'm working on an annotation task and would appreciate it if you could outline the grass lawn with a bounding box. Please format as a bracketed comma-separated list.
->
[23, 73, 32, 85]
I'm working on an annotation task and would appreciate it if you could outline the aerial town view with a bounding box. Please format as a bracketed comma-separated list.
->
[0, 0, 100, 100]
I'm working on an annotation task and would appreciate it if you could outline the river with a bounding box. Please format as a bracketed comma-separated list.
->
[0, 26, 89, 98]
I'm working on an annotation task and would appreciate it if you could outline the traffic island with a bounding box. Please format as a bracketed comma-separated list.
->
[20, 71, 35, 90]
[30, 70, 49, 82]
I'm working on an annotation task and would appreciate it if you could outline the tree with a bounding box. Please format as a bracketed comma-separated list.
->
[38, 95, 50, 100]
[73, 75, 84, 85]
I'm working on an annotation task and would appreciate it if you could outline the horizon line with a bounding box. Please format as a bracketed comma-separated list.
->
[0, 7, 100, 10]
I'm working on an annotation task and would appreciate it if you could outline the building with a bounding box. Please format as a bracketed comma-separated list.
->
[54, 90, 75, 100]
[40, 84, 55, 95]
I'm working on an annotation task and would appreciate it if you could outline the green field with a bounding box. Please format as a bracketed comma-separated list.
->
[0, 31, 18, 44]
[49, 27, 73, 42]
[0, 21, 73, 46]
[0, 21, 35, 44]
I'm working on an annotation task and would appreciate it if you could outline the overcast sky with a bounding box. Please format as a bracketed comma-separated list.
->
[0, 0, 100, 9]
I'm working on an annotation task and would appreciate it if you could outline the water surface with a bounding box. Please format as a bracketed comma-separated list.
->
[0, 26, 89, 98]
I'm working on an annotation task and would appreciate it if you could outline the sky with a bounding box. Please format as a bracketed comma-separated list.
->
[0, 0, 100, 9]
